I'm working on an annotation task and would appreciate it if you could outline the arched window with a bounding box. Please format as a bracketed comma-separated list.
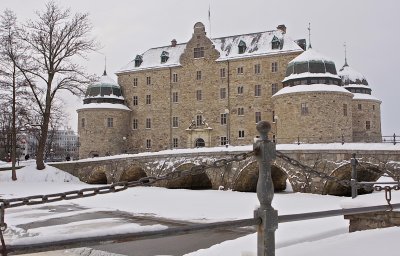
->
[195, 138, 205, 147]
[134, 55, 143, 67]
[161, 51, 169, 63]
[238, 40, 246, 54]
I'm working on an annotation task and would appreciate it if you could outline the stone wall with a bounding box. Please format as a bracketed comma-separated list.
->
[352, 99, 382, 142]
[345, 211, 400, 232]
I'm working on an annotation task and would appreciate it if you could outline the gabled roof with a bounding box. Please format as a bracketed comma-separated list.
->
[117, 29, 303, 74]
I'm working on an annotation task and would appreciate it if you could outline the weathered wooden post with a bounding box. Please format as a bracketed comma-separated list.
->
[351, 153, 358, 199]
[254, 121, 277, 256]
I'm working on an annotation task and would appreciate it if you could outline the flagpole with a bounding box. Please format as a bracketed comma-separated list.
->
[208, 4, 212, 39]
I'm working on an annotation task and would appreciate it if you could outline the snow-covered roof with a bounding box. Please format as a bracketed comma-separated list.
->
[117, 29, 303, 73]
[288, 48, 334, 64]
[84, 72, 125, 101]
[273, 84, 353, 97]
[343, 84, 371, 89]
[77, 103, 131, 111]
[88, 73, 120, 89]
[338, 64, 369, 86]
[352, 93, 381, 102]
[282, 72, 340, 83]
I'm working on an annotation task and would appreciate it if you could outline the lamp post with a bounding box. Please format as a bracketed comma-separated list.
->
[224, 109, 230, 147]
[274, 115, 278, 144]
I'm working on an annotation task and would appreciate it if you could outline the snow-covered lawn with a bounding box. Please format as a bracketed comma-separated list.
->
[0, 161, 399, 256]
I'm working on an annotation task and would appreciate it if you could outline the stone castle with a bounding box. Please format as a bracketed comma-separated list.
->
[77, 22, 381, 158]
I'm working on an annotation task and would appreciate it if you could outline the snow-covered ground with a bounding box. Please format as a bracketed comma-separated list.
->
[0, 161, 399, 256]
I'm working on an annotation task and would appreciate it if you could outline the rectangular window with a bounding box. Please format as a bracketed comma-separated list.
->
[358, 104, 362, 110]
[81, 118, 85, 128]
[196, 90, 202, 101]
[133, 78, 138, 87]
[172, 117, 179, 128]
[372, 105, 375, 110]
[272, 83, 278, 95]
[172, 73, 178, 83]
[301, 103, 309, 115]
[107, 117, 113, 128]
[173, 138, 179, 148]
[237, 86, 244, 94]
[133, 96, 138, 106]
[196, 71, 202, 80]
[220, 88, 226, 99]
[255, 112, 261, 123]
[196, 115, 203, 126]
[254, 64, 261, 74]
[146, 139, 151, 149]
[272, 111, 276, 122]
[172, 92, 179, 103]
[366, 121, 371, 130]
[146, 94, 151, 105]
[220, 68, 226, 78]
[132, 119, 138, 130]
[255, 84, 261, 97]
[220, 136, 228, 146]
[146, 118, 151, 129]
[238, 130, 245, 138]
[220, 113, 227, 125]
[343, 104, 348, 116]
[271, 62, 278, 72]
[237, 67, 244, 74]
[238, 107, 244, 116]
[146, 76, 151, 85]
[194, 47, 204, 58]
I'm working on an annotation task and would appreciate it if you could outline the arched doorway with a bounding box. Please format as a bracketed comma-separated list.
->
[195, 138, 205, 147]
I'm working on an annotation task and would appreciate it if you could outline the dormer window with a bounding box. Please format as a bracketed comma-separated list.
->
[238, 41, 246, 54]
[271, 36, 280, 50]
[161, 51, 169, 63]
[134, 55, 143, 67]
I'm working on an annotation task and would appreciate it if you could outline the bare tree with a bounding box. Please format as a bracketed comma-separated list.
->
[15, 1, 97, 170]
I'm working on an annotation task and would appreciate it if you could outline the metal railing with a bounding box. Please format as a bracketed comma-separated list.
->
[0, 121, 399, 256]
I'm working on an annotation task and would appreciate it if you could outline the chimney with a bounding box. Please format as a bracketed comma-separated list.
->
[277, 24, 286, 34]
[171, 39, 177, 47]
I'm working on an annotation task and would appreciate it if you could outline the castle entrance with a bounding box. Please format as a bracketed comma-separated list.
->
[195, 138, 205, 147]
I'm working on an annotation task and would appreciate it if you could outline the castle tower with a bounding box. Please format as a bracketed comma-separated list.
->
[338, 62, 382, 142]
[272, 48, 354, 143]
[77, 71, 131, 158]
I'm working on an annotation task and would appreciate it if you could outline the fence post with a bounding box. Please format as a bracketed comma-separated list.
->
[351, 153, 358, 199]
[394, 133, 397, 145]
[254, 121, 277, 256]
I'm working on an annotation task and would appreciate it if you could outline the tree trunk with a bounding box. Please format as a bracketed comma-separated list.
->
[11, 65, 17, 180]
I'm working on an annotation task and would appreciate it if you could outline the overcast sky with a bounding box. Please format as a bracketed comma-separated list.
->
[2, 0, 399, 135]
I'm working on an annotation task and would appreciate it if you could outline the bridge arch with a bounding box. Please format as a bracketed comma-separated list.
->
[323, 162, 383, 196]
[165, 163, 212, 190]
[120, 164, 147, 182]
[233, 161, 289, 192]
[85, 169, 107, 184]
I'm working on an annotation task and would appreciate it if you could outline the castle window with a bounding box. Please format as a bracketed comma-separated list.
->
[173, 138, 179, 148]
[196, 71, 202, 80]
[255, 112, 262, 123]
[271, 62, 278, 73]
[272, 111, 276, 123]
[272, 83, 278, 95]
[172, 117, 179, 128]
[271, 36, 280, 50]
[107, 117, 113, 128]
[196, 90, 202, 101]
[133, 96, 138, 106]
[238, 40, 246, 54]
[81, 118, 85, 128]
[194, 47, 204, 58]
[343, 104, 348, 116]
[133, 78, 138, 87]
[146, 76, 151, 85]
[220, 88, 226, 99]
[146, 94, 151, 105]
[238, 130, 245, 138]
[134, 55, 143, 67]
[220, 68, 226, 78]
[372, 105, 375, 110]
[220, 113, 227, 125]
[238, 107, 244, 116]
[254, 64, 261, 74]
[146, 118, 151, 129]
[173, 73, 178, 83]
[132, 119, 138, 130]
[220, 136, 228, 145]
[301, 103, 309, 115]
[172, 92, 179, 103]
[196, 115, 203, 126]
[237, 86, 244, 94]
[146, 139, 151, 149]
[358, 104, 362, 110]
[237, 67, 244, 74]
[366, 121, 371, 130]
[255, 85, 261, 97]
[161, 51, 169, 63]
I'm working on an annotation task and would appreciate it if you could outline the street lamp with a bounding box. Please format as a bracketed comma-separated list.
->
[224, 109, 230, 147]
[274, 115, 279, 143]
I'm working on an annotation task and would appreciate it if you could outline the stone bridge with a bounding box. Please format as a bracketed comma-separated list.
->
[50, 144, 400, 196]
